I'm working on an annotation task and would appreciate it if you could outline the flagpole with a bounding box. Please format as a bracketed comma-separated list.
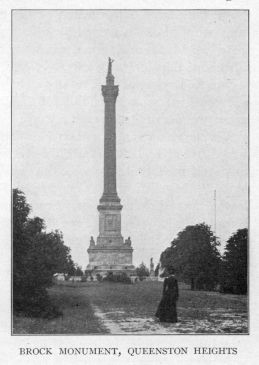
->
[214, 190, 217, 240]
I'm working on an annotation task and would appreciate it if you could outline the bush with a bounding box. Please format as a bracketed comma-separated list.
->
[96, 273, 103, 282]
[14, 288, 62, 319]
[139, 276, 147, 281]
[136, 262, 149, 279]
[103, 272, 131, 284]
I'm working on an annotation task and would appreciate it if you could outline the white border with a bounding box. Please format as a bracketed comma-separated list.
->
[1, 1, 259, 364]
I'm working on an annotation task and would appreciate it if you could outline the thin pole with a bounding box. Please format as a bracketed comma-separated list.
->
[214, 190, 217, 239]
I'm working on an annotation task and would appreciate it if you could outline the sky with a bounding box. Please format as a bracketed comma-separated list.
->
[12, 10, 248, 268]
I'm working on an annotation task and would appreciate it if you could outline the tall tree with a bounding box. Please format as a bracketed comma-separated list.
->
[160, 223, 221, 290]
[13, 189, 76, 317]
[13, 189, 31, 306]
[220, 228, 248, 294]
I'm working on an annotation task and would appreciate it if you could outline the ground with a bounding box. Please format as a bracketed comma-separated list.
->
[13, 281, 248, 334]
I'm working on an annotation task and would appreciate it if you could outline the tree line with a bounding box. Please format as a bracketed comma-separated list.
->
[13, 188, 81, 318]
[159, 223, 247, 294]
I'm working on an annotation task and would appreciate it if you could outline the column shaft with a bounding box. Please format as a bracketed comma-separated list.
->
[104, 100, 117, 195]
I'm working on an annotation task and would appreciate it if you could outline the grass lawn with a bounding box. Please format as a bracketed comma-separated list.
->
[13, 281, 248, 334]
[13, 283, 108, 334]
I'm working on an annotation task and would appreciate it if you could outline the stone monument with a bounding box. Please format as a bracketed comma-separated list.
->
[87, 58, 135, 277]
[146, 257, 157, 281]
[150, 258, 155, 277]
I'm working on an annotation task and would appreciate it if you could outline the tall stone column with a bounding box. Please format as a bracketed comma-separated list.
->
[96, 58, 123, 247]
[87, 58, 134, 275]
[100, 58, 120, 203]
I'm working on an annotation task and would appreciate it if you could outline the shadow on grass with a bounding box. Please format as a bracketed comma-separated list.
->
[13, 285, 108, 335]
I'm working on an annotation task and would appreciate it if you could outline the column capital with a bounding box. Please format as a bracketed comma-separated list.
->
[102, 85, 119, 102]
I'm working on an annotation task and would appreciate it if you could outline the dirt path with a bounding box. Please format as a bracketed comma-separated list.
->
[93, 305, 178, 334]
[93, 305, 248, 334]
[92, 306, 125, 334]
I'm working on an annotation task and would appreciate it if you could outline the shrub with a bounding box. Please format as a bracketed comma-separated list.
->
[103, 272, 131, 284]
[14, 288, 62, 319]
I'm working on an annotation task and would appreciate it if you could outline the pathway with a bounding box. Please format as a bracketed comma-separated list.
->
[92, 306, 248, 334]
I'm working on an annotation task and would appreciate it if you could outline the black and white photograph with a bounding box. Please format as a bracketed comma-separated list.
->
[11, 9, 249, 336]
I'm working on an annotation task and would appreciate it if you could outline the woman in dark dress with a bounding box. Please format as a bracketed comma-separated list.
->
[155, 267, 179, 323]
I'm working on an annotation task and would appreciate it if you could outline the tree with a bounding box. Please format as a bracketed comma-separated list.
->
[66, 254, 76, 276]
[160, 223, 221, 291]
[13, 189, 31, 287]
[136, 262, 150, 279]
[155, 264, 160, 277]
[13, 188, 76, 317]
[220, 228, 247, 294]
[74, 265, 84, 276]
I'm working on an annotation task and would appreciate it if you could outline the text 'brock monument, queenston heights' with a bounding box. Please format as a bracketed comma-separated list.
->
[87, 58, 136, 277]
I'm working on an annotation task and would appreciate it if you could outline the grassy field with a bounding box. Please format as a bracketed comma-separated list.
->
[13, 281, 248, 334]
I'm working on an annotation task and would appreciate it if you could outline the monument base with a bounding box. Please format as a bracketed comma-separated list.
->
[87, 236, 135, 278]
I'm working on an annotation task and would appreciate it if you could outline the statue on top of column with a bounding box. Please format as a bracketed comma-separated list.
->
[108, 57, 114, 75]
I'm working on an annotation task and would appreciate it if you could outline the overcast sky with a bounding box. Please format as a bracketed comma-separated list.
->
[12, 10, 248, 268]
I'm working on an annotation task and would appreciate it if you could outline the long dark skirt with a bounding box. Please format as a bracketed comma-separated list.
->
[155, 294, 178, 323]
